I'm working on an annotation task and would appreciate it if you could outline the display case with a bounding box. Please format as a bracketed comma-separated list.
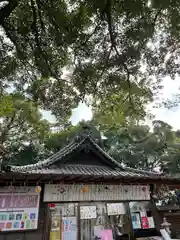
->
[49, 201, 162, 240]
[129, 201, 162, 240]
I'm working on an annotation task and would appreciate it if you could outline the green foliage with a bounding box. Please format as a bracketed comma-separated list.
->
[3, 109, 180, 173]
[45, 124, 81, 151]
[103, 120, 180, 172]
[45, 120, 100, 151]
[1, 0, 180, 118]
[4, 144, 39, 166]
[0, 92, 50, 165]
[2, 0, 180, 168]
[92, 89, 152, 128]
[0, 94, 15, 117]
[42, 118, 180, 174]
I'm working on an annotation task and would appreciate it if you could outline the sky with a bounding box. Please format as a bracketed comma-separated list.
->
[42, 76, 180, 130]
[147, 77, 180, 130]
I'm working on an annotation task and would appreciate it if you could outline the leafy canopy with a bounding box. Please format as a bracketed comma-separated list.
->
[0, 92, 50, 165]
[1, 0, 180, 117]
[2, 0, 180, 169]
[42, 119, 180, 174]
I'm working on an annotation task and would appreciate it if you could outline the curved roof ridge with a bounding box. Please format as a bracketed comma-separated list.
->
[88, 136, 161, 176]
[10, 132, 160, 177]
[11, 137, 87, 171]
[88, 136, 124, 169]
[122, 166, 160, 176]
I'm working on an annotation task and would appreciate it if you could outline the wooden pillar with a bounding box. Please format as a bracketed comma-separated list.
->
[126, 202, 134, 240]
[150, 184, 161, 230]
[77, 203, 81, 240]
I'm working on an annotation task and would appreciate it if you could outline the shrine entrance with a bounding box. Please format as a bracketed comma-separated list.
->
[46, 183, 155, 240]
[49, 201, 132, 240]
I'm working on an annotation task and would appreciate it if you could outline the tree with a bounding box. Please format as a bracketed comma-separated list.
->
[103, 120, 180, 172]
[70, 0, 180, 116]
[0, 0, 81, 119]
[44, 120, 101, 151]
[92, 90, 153, 129]
[0, 92, 50, 165]
[1, 0, 180, 119]
[45, 124, 81, 152]
[9, 112, 180, 174]
[41, 118, 176, 173]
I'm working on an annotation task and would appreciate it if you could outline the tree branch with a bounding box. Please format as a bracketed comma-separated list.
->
[105, 0, 133, 109]
[30, 0, 54, 77]
[38, 0, 62, 37]
[152, 8, 162, 33]
[0, 0, 19, 24]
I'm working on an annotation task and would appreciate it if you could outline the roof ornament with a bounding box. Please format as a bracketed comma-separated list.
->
[79, 123, 103, 146]
[75, 124, 93, 142]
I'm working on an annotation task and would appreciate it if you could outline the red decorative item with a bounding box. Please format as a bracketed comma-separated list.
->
[142, 186, 146, 192]
[141, 217, 149, 229]
[49, 203, 55, 208]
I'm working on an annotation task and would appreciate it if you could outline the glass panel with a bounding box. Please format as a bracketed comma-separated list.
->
[80, 202, 130, 240]
[80, 203, 106, 240]
[129, 201, 155, 230]
[107, 203, 131, 238]
[49, 203, 78, 240]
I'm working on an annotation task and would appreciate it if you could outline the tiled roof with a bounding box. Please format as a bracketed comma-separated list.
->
[21, 164, 150, 178]
[10, 132, 160, 179]
[11, 138, 84, 172]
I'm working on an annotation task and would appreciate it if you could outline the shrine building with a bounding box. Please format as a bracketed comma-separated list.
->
[0, 128, 179, 240]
